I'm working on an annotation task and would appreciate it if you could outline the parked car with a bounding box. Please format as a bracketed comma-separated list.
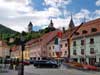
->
[94, 62, 100, 67]
[19, 60, 30, 65]
[34, 60, 59, 68]
[30, 60, 35, 64]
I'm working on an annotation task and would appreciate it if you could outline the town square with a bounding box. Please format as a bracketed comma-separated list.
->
[0, 0, 100, 75]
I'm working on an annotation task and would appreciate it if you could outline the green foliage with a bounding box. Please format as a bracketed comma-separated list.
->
[0, 24, 56, 46]
[0, 24, 17, 34]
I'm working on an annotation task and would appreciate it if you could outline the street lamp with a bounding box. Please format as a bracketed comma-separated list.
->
[19, 32, 25, 75]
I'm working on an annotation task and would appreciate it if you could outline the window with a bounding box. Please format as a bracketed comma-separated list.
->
[81, 49, 84, 55]
[43, 51, 46, 54]
[74, 32, 80, 35]
[73, 41, 76, 46]
[90, 38, 94, 44]
[81, 40, 85, 45]
[73, 50, 77, 55]
[49, 47, 51, 50]
[91, 28, 97, 32]
[60, 44, 62, 48]
[53, 52, 55, 56]
[90, 48, 95, 54]
[49, 53, 51, 56]
[64, 51, 67, 55]
[82, 30, 87, 34]
[65, 43, 67, 47]
[53, 46, 54, 49]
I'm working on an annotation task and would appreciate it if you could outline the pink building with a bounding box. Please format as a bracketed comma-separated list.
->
[26, 30, 60, 60]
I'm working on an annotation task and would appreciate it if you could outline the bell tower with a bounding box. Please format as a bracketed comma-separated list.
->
[68, 15, 75, 29]
[28, 21, 33, 33]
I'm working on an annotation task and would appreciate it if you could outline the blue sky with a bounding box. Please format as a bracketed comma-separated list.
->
[0, 0, 100, 32]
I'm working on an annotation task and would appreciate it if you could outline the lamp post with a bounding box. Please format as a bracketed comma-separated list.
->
[19, 32, 25, 75]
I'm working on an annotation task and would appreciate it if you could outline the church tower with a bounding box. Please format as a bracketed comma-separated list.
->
[28, 21, 33, 33]
[68, 15, 75, 29]
[48, 20, 54, 28]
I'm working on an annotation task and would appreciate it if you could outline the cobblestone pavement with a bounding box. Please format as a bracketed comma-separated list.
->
[0, 65, 100, 75]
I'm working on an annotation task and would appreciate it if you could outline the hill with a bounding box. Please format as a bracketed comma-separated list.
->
[0, 24, 17, 34]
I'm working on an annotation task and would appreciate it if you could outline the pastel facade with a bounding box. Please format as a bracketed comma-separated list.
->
[70, 18, 100, 65]
[0, 40, 9, 58]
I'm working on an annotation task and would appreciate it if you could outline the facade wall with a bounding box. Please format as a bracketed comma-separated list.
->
[29, 45, 42, 60]
[23, 47, 30, 60]
[47, 39, 68, 58]
[0, 41, 9, 58]
[70, 35, 100, 64]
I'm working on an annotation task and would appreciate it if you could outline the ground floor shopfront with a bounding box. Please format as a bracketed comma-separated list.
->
[71, 55, 100, 65]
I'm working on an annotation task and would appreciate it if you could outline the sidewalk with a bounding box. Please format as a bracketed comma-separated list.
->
[0, 70, 18, 75]
[0, 70, 39, 75]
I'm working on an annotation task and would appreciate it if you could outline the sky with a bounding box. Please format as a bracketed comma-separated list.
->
[0, 0, 100, 32]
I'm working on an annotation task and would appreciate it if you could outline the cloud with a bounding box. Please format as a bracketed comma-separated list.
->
[96, 0, 100, 6]
[44, 0, 71, 7]
[0, 0, 99, 32]
[73, 9, 91, 25]
[0, 0, 33, 32]
[95, 10, 100, 15]
[0, 0, 63, 32]
[92, 10, 100, 19]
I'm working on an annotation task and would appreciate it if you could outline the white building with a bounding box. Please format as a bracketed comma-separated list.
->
[70, 18, 100, 65]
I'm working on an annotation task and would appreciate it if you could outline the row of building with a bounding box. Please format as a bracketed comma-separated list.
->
[0, 18, 100, 65]
[26, 17, 100, 65]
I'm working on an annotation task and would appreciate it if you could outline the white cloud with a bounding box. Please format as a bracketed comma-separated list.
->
[92, 10, 100, 19]
[96, 0, 100, 6]
[44, 0, 71, 7]
[74, 9, 90, 20]
[95, 10, 100, 15]
[0, 0, 63, 32]
[73, 9, 91, 25]
[0, 0, 32, 13]
[0, 0, 99, 32]
[52, 18, 70, 28]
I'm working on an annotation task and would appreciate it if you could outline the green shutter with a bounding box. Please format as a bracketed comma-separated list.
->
[54, 37, 58, 45]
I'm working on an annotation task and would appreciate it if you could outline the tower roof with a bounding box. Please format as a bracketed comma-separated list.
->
[48, 19, 54, 28]
[68, 16, 75, 29]
[28, 21, 33, 26]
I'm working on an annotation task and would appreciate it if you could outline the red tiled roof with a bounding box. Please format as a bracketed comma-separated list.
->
[62, 26, 79, 39]
[73, 18, 100, 38]
[26, 18, 100, 47]
[26, 38, 39, 46]
[26, 29, 61, 47]
[40, 29, 61, 45]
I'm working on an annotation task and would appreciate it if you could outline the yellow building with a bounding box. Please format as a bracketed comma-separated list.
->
[0, 40, 9, 58]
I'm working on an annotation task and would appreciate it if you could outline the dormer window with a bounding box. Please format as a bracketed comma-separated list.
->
[82, 30, 87, 34]
[74, 32, 80, 35]
[91, 28, 97, 32]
